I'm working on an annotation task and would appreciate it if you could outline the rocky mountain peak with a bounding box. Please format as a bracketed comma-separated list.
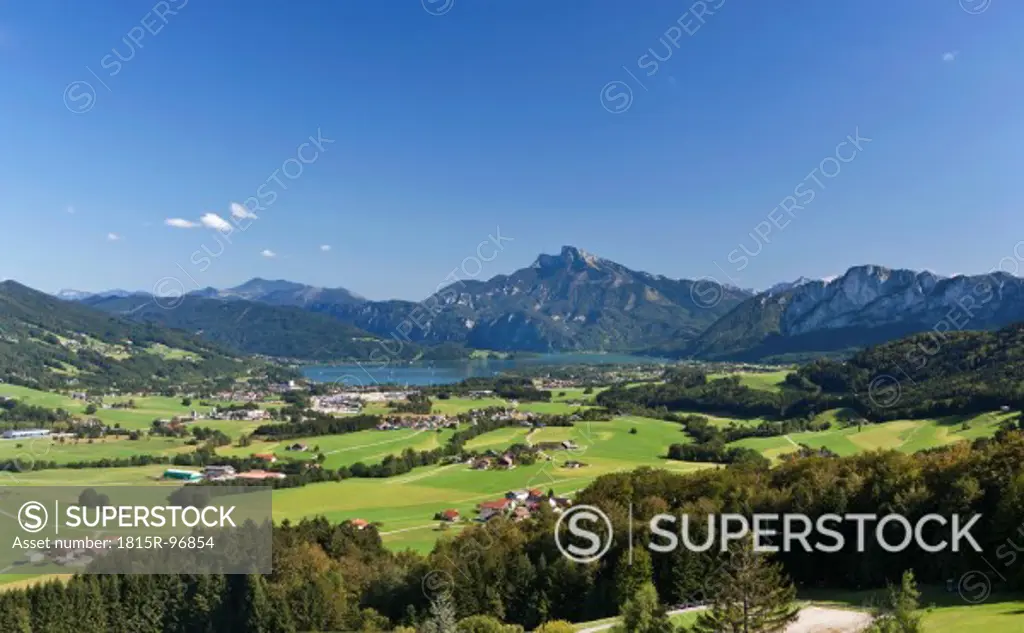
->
[532, 246, 604, 271]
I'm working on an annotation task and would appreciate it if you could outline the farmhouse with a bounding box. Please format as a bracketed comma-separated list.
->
[252, 453, 278, 464]
[436, 509, 461, 522]
[479, 499, 513, 513]
[286, 443, 308, 452]
[349, 519, 369, 530]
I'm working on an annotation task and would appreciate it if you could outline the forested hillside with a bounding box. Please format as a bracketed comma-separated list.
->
[84, 293, 427, 362]
[0, 281, 260, 392]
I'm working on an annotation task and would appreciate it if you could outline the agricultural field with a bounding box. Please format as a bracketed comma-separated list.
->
[0, 435, 192, 466]
[272, 416, 711, 552]
[0, 383, 274, 435]
[0, 464, 173, 486]
[219, 427, 456, 469]
[428, 396, 589, 416]
[729, 411, 1016, 461]
[708, 369, 792, 391]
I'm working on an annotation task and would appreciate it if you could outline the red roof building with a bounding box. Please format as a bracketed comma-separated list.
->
[478, 499, 512, 511]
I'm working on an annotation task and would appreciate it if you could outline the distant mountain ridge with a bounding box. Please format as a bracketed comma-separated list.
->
[1, 280, 254, 392]
[683, 265, 1024, 361]
[82, 293, 417, 362]
[57, 249, 1024, 361]
[299, 246, 751, 352]
[190, 277, 365, 308]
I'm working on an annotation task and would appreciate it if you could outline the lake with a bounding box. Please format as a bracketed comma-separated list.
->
[302, 353, 666, 386]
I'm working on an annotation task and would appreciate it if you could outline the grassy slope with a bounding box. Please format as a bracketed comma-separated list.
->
[730, 411, 1016, 461]
[0, 383, 275, 435]
[272, 416, 710, 552]
[707, 369, 791, 392]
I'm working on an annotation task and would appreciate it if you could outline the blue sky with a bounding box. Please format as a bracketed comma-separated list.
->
[1, 0, 1022, 300]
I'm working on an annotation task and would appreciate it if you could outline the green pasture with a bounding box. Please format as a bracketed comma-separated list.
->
[0, 465, 173, 487]
[730, 411, 1015, 461]
[273, 416, 711, 552]
[0, 384, 271, 436]
[0, 435, 192, 465]
[219, 427, 456, 469]
[708, 369, 791, 391]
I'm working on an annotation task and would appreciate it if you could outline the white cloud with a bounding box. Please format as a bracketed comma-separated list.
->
[165, 218, 199, 229]
[942, 51, 959, 62]
[200, 212, 233, 232]
[230, 202, 258, 220]
[107, 233, 121, 241]
[320, 244, 332, 252]
[260, 249, 277, 258]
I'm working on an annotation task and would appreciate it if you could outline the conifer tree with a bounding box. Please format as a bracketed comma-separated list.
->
[422, 591, 459, 633]
[691, 541, 799, 633]
[616, 581, 675, 633]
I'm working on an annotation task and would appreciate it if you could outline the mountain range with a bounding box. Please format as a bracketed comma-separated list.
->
[0, 280, 255, 392]
[48, 246, 1024, 362]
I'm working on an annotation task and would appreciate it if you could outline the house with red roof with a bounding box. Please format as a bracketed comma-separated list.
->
[478, 498, 513, 512]
[436, 509, 461, 522]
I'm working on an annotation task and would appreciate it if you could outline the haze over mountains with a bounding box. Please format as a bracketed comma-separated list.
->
[43, 246, 1024, 362]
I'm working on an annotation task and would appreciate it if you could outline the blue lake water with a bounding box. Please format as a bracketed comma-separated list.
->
[302, 353, 665, 386]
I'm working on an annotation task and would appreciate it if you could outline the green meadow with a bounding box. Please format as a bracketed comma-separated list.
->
[220, 427, 456, 469]
[0, 435, 193, 466]
[0, 464, 173, 487]
[708, 369, 792, 391]
[0, 383, 271, 434]
[272, 416, 711, 552]
[729, 411, 1016, 461]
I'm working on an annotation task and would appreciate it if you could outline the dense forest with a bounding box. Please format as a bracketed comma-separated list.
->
[2, 430, 1022, 631]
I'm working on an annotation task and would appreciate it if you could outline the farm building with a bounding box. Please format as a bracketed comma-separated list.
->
[203, 465, 236, 479]
[163, 469, 203, 482]
[349, 519, 369, 530]
[2, 429, 50, 440]
[252, 453, 278, 463]
[479, 499, 513, 513]
[234, 470, 286, 481]
[436, 509, 461, 522]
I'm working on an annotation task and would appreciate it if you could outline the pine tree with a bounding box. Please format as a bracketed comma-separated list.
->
[691, 541, 800, 633]
[238, 575, 273, 633]
[0, 592, 32, 633]
[422, 591, 459, 633]
[868, 570, 923, 633]
[614, 547, 653, 608]
[617, 582, 675, 633]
